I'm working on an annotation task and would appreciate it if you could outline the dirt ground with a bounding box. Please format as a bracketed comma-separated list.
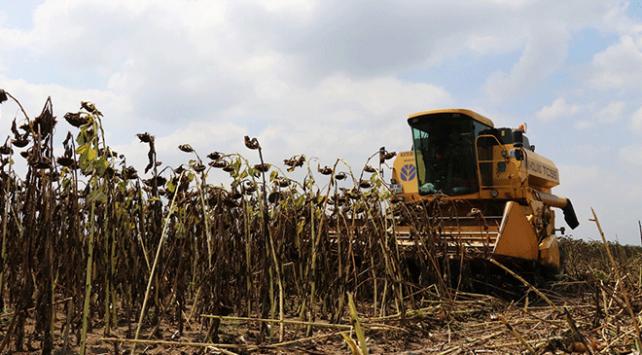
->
[4, 278, 635, 354]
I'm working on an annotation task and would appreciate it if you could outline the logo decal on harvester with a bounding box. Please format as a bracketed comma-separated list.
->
[400, 164, 416, 181]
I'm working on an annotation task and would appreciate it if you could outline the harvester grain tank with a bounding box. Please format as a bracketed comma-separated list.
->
[391, 109, 578, 270]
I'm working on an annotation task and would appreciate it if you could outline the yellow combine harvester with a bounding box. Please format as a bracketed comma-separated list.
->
[390, 109, 578, 271]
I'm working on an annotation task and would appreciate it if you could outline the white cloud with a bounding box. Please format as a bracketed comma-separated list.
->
[536, 98, 579, 122]
[618, 144, 642, 166]
[589, 34, 642, 90]
[597, 101, 625, 123]
[632, 106, 642, 131]
[485, 27, 570, 102]
[569, 143, 613, 157]
[1, 0, 461, 170]
[574, 120, 594, 129]
[572, 101, 625, 129]
[3, 1, 629, 84]
[556, 162, 642, 242]
[481, 1, 632, 102]
[558, 163, 600, 188]
[172, 74, 451, 168]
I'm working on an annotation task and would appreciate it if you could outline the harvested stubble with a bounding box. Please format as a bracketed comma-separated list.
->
[0, 92, 640, 354]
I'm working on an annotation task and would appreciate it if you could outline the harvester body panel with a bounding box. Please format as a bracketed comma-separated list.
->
[493, 201, 539, 262]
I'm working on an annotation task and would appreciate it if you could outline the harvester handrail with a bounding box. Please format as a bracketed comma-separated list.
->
[474, 133, 512, 190]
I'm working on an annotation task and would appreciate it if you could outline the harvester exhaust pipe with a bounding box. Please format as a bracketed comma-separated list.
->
[535, 191, 579, 229]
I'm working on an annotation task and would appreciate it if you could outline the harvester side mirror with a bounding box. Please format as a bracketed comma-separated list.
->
[530, 145, 535, 152]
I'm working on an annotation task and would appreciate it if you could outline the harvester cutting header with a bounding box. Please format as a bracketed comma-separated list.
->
[391, 109, 579, 271]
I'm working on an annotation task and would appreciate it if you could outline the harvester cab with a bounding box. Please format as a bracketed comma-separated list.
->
[391, 109, 578, 271]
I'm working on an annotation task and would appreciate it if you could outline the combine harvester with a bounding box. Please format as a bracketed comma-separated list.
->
[390, 109, 579, 272]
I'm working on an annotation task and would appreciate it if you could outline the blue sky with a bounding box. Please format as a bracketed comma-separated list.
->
[1, 0, 642, 243]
